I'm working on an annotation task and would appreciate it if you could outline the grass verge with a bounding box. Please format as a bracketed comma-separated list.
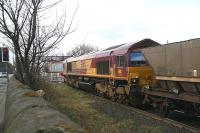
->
[44, 83, 136, 133]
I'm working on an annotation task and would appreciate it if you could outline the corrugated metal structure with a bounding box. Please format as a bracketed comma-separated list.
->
[141, 38, 200, 106]
[142, 38, 200, 77]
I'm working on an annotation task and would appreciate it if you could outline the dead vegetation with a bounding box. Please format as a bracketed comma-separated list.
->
[44, 83, 161, 133]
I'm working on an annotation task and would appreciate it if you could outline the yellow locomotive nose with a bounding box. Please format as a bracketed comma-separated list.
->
[117, 69, 122, 76]
[128, 66, 154, 88]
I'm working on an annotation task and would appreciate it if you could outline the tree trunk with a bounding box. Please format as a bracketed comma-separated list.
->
[15, 51, 25, 83]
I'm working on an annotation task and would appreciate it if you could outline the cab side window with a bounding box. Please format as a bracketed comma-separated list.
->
[116, 56, 125, 67]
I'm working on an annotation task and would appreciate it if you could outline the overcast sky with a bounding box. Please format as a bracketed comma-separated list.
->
[2, 0, 200, 56]
[55, 0, 200, 54]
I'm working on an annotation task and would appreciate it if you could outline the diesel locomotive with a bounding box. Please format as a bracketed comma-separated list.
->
[63, 39, 159, 106]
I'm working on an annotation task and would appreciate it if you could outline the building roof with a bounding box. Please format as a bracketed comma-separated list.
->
[42, 56, 71, 62]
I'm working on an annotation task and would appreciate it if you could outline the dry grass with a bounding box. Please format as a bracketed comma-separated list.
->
[44, 84, 138, 133]
[8, 77, 162, 133]
[138, 125, 161, 133]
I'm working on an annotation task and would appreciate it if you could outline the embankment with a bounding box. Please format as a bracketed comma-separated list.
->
[4, 77, 84, 133]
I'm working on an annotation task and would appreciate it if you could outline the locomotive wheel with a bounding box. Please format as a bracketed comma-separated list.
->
[142, 95, 152, 110]
[95, 89, 101, 96]
[75, 81, 79, 89]
[110, 95, 117, 102]
[129, 86, 143, 107]
[96, 89, 105, 97]
[122, 96, 129, 105]
[119, 95, 128, 104]
[95, 84, 100, 96]
[159, 99, 170, 117]
[129, 94, 143, 107]
[194, 103, 200, 115]
[115, 94, 122, 103]
[159, 105, 169, 117]
[184, 102, 195, 117]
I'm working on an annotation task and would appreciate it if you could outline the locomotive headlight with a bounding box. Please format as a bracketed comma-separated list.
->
[132, 79, 136, 83]
[144, 85, 150, 89]
[131, 77, 139, 84]
[171, 88, 179, 94]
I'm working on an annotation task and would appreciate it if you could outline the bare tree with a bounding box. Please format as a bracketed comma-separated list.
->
[68, 44, 98, 57]
[0, 0, 76, 89]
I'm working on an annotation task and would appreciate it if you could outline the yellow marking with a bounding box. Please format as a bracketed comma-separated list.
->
[114, 77, 128, 80]
[110, 68, 114, 75]
[67, 73, 112, 78]
[127, 66, 154, 87]
[118, 69, 122, 74]
[156, 76, 200, 83]
[67, 73, 128, 80]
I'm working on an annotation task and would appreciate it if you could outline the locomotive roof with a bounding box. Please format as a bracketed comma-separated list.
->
[103, 44, 125, 51]
[67, 38, 159, 62]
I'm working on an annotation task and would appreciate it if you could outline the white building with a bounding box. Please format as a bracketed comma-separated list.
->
[42, 56, 70, 82]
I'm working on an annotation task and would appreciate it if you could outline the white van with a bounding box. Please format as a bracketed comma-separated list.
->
[0, 72, 7, 78]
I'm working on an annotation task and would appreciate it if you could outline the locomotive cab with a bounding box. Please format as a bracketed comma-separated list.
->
[128, 51, 154, 89]
[111, 50, 156, 106]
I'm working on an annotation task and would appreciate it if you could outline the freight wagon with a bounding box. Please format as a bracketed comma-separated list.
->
[142, 38, 200, 116]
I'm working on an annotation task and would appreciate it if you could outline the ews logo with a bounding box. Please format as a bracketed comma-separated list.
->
[0, 47, 9, 62]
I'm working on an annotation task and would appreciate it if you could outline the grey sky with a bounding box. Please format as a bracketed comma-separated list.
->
[56, 0, 200, 54]
[1, 0, 200, 55]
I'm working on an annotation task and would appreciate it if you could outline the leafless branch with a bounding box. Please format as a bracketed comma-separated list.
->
[0, 0, 77, 89]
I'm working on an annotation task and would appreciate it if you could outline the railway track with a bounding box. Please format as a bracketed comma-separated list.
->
[72, 86, 200, 132]
[98, 93, 200, 132]
[147, 108, 200, 129]
[120, 103, 200, 132]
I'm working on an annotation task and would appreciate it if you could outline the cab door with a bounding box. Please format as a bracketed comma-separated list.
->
[113, 55, 127, 77]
